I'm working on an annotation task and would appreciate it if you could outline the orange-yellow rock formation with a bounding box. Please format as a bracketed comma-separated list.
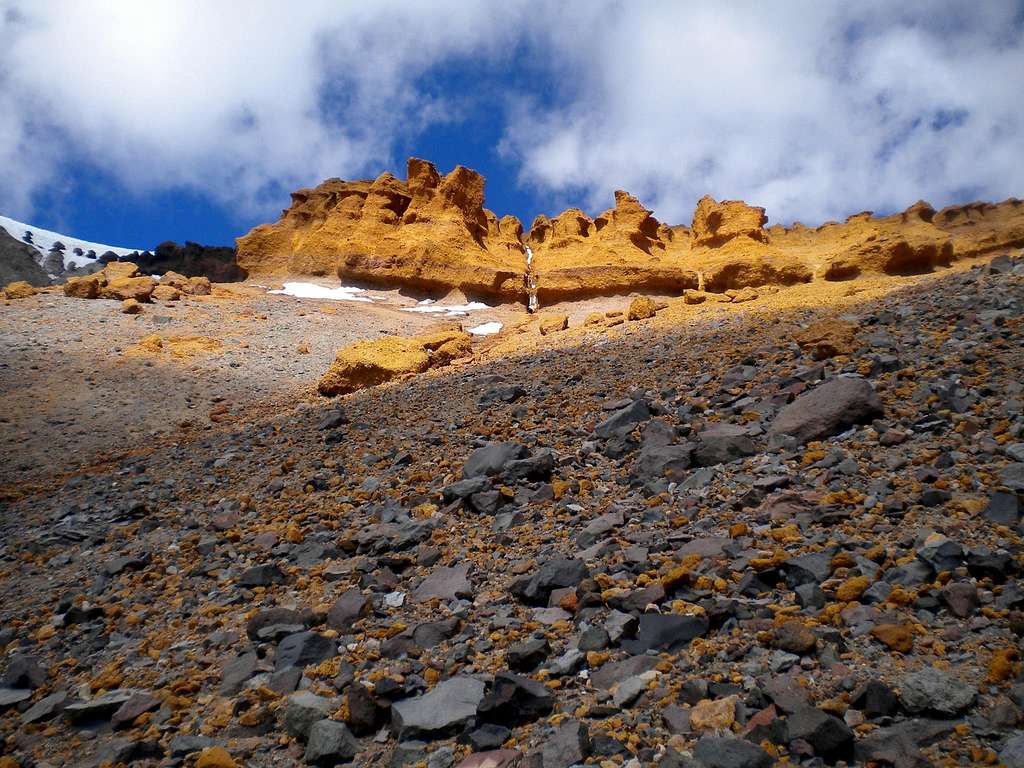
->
[237, 158, 526, 301]
[236, 157, 1024, 306]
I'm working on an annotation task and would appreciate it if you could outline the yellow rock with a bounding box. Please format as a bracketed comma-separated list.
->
[64, 273, 105, 299]
[627, 296, 657, 321]
[538, 314, 568, 336]
[195, 746, 237, 768]
[151, 284, 182, 302]
[835, 575, 871, 602]
[318, 336, 430, 396]
[102, 261, 140, 280]
[690, 695, 737, 731]
[100, 276, 157, 302]
[121, 298, 143, 314]
[3, 280, 36, 299]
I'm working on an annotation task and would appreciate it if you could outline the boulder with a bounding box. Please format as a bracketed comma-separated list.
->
[3, 280, 36, 299]
[538, 314, 568, 335]
[64, 273, 105, 299]
[390, 676, 486, 740]
[100, 276, 157, 302]
[318, 336, 429, 396]
[627, 296, 657, 321]
[151, 284, 182, 302]
[793, 318, 858, 359]
[768, 376, 883, 445]
[102, 261, 140, 280]
[304, 719, 358, 765]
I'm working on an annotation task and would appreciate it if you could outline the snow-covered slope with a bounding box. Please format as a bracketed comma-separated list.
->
[0, 214, 143, 274]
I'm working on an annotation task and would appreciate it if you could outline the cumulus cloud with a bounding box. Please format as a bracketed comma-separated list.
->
[0, 0, 1021, 228]
[504, 0, 1024, 225]
[0, 0, 530, 218]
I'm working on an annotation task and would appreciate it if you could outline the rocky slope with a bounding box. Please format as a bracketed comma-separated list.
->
[1, 253, 1023, 767]
[236, 159, 1024, 308]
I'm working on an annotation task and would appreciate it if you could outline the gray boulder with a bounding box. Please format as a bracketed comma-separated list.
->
[768, 375, 883, 445]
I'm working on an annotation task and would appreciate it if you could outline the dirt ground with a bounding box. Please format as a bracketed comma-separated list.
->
[0, 282, 526, 497]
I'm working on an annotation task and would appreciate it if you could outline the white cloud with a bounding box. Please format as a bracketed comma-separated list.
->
[0, 0, 530, 219]
[504, 0, 1024, 225]
[0, 0, 1021, 228]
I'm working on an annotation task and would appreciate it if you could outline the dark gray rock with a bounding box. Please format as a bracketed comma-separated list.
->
[0, 688, 32, 708]
[110, 692, 161, 729]
[477, 672, 554, 727]
[899, 667, 977, 716]
[247, 607, 310, 639]
[632, 444, 694, 484]
[509, 559, 589, 605]
[413, 564, 473, 603]
[594, 400, 650, 439]
[463, 442, 528, 478]
[442, 476, 491, 504]
[468, 723, 512, 751]
[221, 651, 257, 695]
[284, 691, 335, 740]
[693, 735, 774, 768]
[347, 682, 385, 735]
[507, 637, 549, 671]
[768, 375, 883, 445]
[304, 719, 358, 765]
[541, 719, 591, 768]
[275, 632, 337, 671]
[694, 423, 757, 466]
[64, 689, 136, 723]
[21, 690, 68, 724]
[621, 613, 709, 654]
[239, 563, 287, 587]
[784, 707, 853, 759]
[390, 676, 486, 740]
[850, 680, 898, 718]
[590, 655, 660, 691]
[2, 654, 46, 689]
[327, 589, 371, 629]
[984, 491, 1020, 525]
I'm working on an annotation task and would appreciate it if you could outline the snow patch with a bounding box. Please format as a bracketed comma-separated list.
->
[401, 301, 491, 316]
[468, 321, 503, 336]
[269, 282, 373, 302]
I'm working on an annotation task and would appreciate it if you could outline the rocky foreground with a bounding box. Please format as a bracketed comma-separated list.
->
[1, 255, 1024, 768]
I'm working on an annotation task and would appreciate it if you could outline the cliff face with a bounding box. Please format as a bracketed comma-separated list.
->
[527, 191, 697, 302]
[236, 158, 526, 300]
[237, 158, 1024, 306]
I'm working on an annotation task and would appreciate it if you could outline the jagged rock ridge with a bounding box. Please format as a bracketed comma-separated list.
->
[236, 158, 1024, 304]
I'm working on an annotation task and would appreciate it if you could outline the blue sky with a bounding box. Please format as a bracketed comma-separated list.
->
[2, 1, 1023, 251]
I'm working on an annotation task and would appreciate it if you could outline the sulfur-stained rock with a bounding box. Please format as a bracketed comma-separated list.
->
[538, 315, 568, 336]
[189, 275, 212, 295]
[63, 273, 105, 298]
[102, 261, 140, 280]
[3, 280, 36, 299]
[691, 196, 769, 248]
[627, 296, 657, 321]
[237, 158, 525, 301]
[318, 337, 430, 396]
[121, 298, 142, 314]
[151, 284, 182, 302]
[100, 276, 157, 302]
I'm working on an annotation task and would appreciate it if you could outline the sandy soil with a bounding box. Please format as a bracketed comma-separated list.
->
[0, 283, 525, 496]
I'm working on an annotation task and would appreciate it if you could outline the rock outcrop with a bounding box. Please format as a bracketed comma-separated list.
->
[137, 241, 246, 283]
[237, 159, 526, 301]
[527, 192, 697, 302]
[237, 158, 1024, 307]
[0, 227, 50, 287]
